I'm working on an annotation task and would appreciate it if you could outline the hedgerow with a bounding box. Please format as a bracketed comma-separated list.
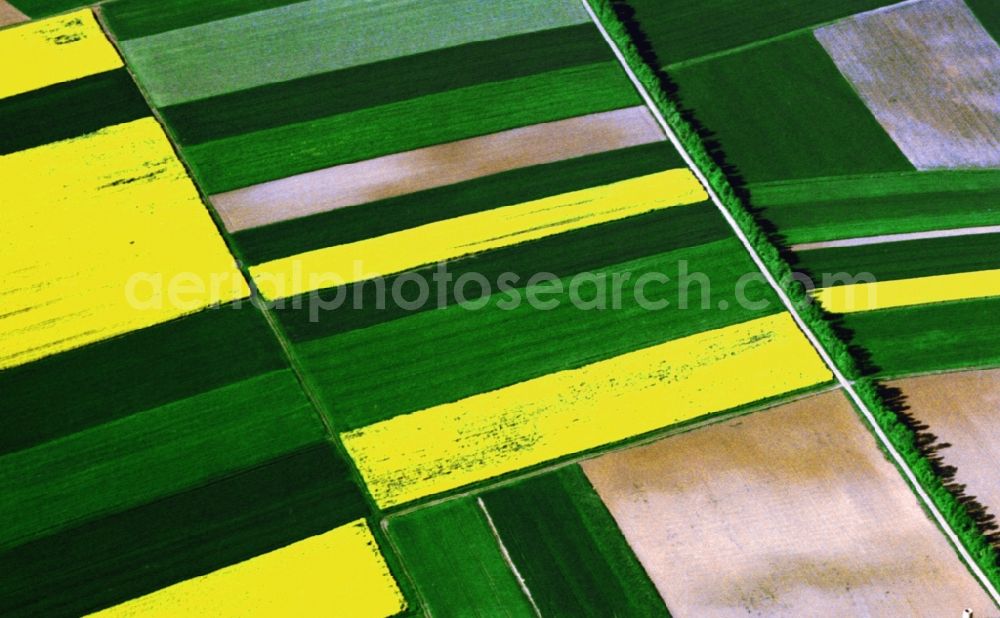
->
[587, 0, 1000, 587]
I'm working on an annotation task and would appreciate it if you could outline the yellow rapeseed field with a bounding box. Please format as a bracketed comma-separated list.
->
[342, 312, 831, 508]
[1, 118, 249, 369]
[0, 10, 122, 100]
[812, 269, 1000, 313]
[249, 168, 707, 299]
[88, 519, 406, 618]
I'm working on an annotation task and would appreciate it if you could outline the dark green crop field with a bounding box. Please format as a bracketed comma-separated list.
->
[796, 233, 1000, 283]
[162, 25, 611, 146]
[844, 297, 1000, 377]
[0, 444, 365, 617]
[669, 33, 911, 183]
[624, 0, 895, 64]
[0, 305, 286, 456]
[480, 466, 668, 616]
[0, 69, 148, 155]
[387, 498, 535, 617]
[186, 62, 639, 193]
[296, 237, 777, 430]
[751, 170, 1000, 244]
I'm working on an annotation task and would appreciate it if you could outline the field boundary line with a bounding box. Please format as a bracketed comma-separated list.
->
[751, 168, 1000, 189]
[662, 0, 916, 70]
[580, 0, 1000, 606]
[90, 5, 403, 535]
[477, 497, 543, 617]
[386, 383, 839, 521]
[792, 224, 1000, 251]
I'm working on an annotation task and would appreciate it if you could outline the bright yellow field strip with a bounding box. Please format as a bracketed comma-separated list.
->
[250, 168, 707, 300]
[342, 312, 832, 508]
[1, 118, 249, 370]
[812, 269, 1000, 313]
[88, 519, 406, 618]
[0, 10, 123, 100]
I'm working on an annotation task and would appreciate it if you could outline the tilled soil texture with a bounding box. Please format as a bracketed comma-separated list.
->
[816, 0, 1000, 169]
[891, 368, 1000, 522]
[582, 389, 995, 617]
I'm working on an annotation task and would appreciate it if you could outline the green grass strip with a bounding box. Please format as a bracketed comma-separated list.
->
[622, 0, 894, 65]
[386, 498, 536, 618]
[0, 304, 287, 457]
[667, 32, 912, 183]
[0, 69, 149, 155]
[480, 466, 669, 616]
[967, 0, 1000, 43]
[596, 0, 1000, 588]
[754, 169, 1000, 202]
[0, 369, 324, 551]
[298, 237, 778, 430]
[187, 62, 639, 194]
[796, 233, 1000, 283]
[236, 141, 684, 265]
[752, 170, 1000, 244]
[101, 0, 301, 41]
[844, 297, 1000, 378]
[115, 0, 589, 107]
[276, 202, 728, 342]
[162, 24, 610, 146]
[0, 443, 365, 617]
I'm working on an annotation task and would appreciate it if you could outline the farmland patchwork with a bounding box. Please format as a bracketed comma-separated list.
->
[0, 11, 403, 617]
[343, 313, 830, 508]
[100, 0, 834, 516]
[815, 0, 1000, 169]
[5, 0, 1000, 615]
[89, 519, 406, 618]
[582, 391, 997, 615]
[611, 0, 1000, 605]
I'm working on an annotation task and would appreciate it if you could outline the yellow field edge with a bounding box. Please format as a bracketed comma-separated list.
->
[342, 312, 832, 508]
[1, 118, 249, 370]
[249, 167, 707, 299]
[86, 519, 406, 617]
[812, 268, 1000, 313]
[0, 9, 122, 100]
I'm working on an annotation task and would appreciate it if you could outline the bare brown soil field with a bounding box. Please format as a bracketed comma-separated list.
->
[815, 0, 1000, 170]
[211, 105, 663, 232]
[582, 390, 995, 617]
[0, 1, 27, 27]
[891, 368, 1000, 521]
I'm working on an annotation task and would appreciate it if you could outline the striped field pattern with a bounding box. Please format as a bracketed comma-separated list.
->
[0, 0, 891, 615]
[612, 0, 1000, 609]
[249, 169, 707, 298]
[89, 519, 406, 617]
[0, 11, 402, 617]
[622, 0, 1000, 377]
[790, 0, 1000, 382]
[96, 0, 835, 613]
[343, 313, 829, 508]
[103, 0, 833, 503]
[0, 10, 120, 98]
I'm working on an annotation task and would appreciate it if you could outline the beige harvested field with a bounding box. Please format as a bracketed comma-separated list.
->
[582, 390, 995, 617]
[815, 0, 1000, 169]
[0, 1, 27, 27]
[212, 105, 664, 232]
[892, 368, 1000, 520]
